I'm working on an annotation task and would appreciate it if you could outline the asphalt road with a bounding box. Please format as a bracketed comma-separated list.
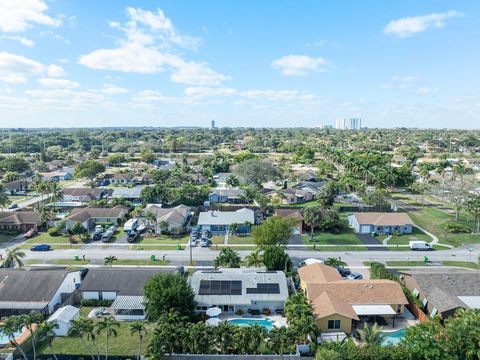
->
[15, 244, 479, 268]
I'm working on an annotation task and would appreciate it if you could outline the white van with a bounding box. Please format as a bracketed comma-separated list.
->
[298, 258, 325, 267]
[124, 218, 139, 232]
[409, 241, 432, 251]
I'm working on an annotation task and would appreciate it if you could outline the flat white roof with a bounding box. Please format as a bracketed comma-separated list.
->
[48, 305, 79, 323]
[198, 208, 254, 226]
[352, 304, 396, 316]
[458, 296, 480, 309]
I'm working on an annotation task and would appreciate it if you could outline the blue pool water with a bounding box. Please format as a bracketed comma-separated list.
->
[382, 329, 406, 346]
[228, 318, 274, 331]
[0, 330, 21, 345]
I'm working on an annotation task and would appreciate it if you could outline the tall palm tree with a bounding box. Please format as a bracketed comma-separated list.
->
[213, 248, 241, 268]
[358, 323, 385, 346]
[212, 322, 235, 354]
[3, 247, 26, 268]
[68, 318, 97, 360]
[37, 320, 60, 360]
[268, 326, 290, 355]
[130, 321, 146, 360]
[40, 206, 53, 229]
[48, 181, 63, 212]
[21, 311, 43, 360]
[324, 257, 347, 268]
[245, 249, 263, 267]
[302, 207, 323, 244]
[96, 317, 120, 360]
[104, 256, 118, 267]
[143, 210, 156, 232]
[0, 316, 29, 360]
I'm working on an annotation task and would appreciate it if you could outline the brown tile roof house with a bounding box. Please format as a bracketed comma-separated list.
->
[145, 204, 192, 232]
[0, 211, 42, 233]
[349, 212, 414, 235]
[64, 205, 128, 230]
[299, 263, 408, 335]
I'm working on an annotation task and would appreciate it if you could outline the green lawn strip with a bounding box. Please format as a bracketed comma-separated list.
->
[41, 309, 156, 356]
[211, 235, 225, 244]
[433, 244, 450, 250]
[25, 233, 73, 244]
[303, 230, 363, 245]
[52, 259, 91, 265]
[19, 243, 83, 250]
[386, 261, 428, 266]
[309, 245, 369, 251]
[281, 199, 319, 208]
[128, 245, 181, 250]
[139, 234, 189, 244]
[387, 228, 432, 245]
[228, 235, 255, 244]
[112, 259, 170, 266]
[209, 245, 258, 251]
[442, 261, 479, 270]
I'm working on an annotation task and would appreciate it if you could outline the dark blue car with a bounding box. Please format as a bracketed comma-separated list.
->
[30, 244, 51, 251]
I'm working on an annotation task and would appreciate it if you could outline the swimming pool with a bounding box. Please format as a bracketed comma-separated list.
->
[0, 330, 21, 346]
[228, 318, 274, 331]
[382, 329, 406, 346]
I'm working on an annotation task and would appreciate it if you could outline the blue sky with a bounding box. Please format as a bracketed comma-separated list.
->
[0, 0, 478, 128]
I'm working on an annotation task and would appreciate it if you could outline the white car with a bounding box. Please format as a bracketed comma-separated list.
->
[298, 258, 325, 267]
[409, 241, 432, 251]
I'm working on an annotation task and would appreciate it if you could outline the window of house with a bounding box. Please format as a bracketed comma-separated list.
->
[327, 319, 341, 330]
[396, 304, 402, 313]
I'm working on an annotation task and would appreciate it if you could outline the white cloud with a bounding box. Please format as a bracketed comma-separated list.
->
[99, 85, 129, 95]
[2, 35, 34, 46]
[415, 86, 439, 94]
[47, 64, 66, 77]
[272, 55, 328, 76]
[0, 51, 44, 83]
[79, 7, 226, 86]
[0, 0, 61, 33]
[241, 89, 317, 102]
[381, 75, 420, 89]
[184, 86, 236, 99]
[384, 11, 463, 38]
[37, 78, 79, 89]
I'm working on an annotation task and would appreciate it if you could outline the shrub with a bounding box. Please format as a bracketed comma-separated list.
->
[80, 299, 114, 307]
[47, 227, 60, 236]
[442, 222, 472, 233]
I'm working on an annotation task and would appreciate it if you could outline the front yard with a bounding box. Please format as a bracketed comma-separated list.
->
[40, 307, 156, 356]
[139, 234, 189, 244]
[303, 229, 363, 245]
[385, 227, 432, 245]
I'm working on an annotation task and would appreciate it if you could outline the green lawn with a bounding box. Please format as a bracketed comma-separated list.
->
[7, 195, 29, 203]
[112, 259, 170, 266]
[282, 199, 319, 208]
[139, 234, 189, 244]
[26, 233, 72, 244]
[386, 261, 429, 266]
[228, 235, 255, 244]
[210, 245, 258, 251]
[303, 230, 363, 245]
[0, 233, 18, 244]
[41, 308, 156, 356]
[392, 193, 480, 247]
[442, 261, 479, 270]
[128, 244, 182, 250]
[211, 235, 225, 244]
[53, 259, 91, 265]
[19, 243, 82, 250]
[386, 227, 432, 245]
[309, 245, 369, 251]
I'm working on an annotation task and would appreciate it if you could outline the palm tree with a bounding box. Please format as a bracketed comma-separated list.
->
[3, 247, 26, 268]
[453, 162, 466, 188]
[158, 220, 169, 235]
[68, 318, 97, 360]
[245, 249, 263, 267]
[358, 323, 385, 346]
[130, 321, 146, 360]
[229, 223, 240, 236]
[143, 210, 156, 232]
[302, 207, 323, 244]
[48, 181, 63, 212]
[324, 257, 347, 268]
[213, 248, 241, 268]
[37, 320, 60, 360]
[0, 316, 29, 360]
[21, 311, 43, 360]
[184, 322, 211, 354]
[40, 206, 53, 229]
[96, 317, 120, 360]
[104, 255, 118, 267]
[212, 322, 235, 354]
[268, 326, 290, 355]
[0, 184, 11, 211]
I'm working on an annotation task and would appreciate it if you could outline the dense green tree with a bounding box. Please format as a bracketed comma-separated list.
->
[213, 248, 241, 268]
[107, 154, 126, 166]
[262, 245, 292, 272]
[252, 216, 295, 246]
[234, 159, 282, 185]
[74, 160, 105, 181]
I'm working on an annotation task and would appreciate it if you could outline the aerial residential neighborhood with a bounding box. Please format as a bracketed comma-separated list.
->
[0, 1, 479, 360]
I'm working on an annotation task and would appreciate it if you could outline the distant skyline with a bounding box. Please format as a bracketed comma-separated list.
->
[0, 0, 479, 129]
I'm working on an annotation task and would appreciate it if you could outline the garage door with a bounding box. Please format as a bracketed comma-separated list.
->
[360, 225, 371, 234]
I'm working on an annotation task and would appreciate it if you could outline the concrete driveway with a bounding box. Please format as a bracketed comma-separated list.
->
[356, 234, 389, 251]
[287, 234, 307, 251]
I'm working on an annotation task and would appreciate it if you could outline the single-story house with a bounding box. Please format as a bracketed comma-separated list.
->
[400, 269, 480, 319]
[299, 263, 408, 335]
[153, 158, 175, 169]
[275, 208, 304, 235]
[271, 188, 313, 204]
[0, 211, 42, 233]
[0, 268, 81, 317]
[79, 268, 171, 301]
[111, 295, 146, 321]
[105, 173, 133, 185]
[208, 189, 246, 204]
[111, 186, 143, 201]
[47, 305, 80, 336]
[294, 181, 326, 197]
[40, 169, 73, 182]
[189, 269, 289, 315]
[4, 180, 30, 195]
[145, 204, 191, 233]
[62, 187, 108, 203]
[348, 212, 414, 235]
[63, 205, 128, 230]
[197, 208, 255, 234]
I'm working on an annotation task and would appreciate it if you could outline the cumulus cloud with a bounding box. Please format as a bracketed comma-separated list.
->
[0, 0, 61, 33]
[47, 64, 66, 77]
[0, 51, 44, 83]
[2, 35, 34, 46]
[184, 86, 237, 99]
[384, 11, 463, 38]
[37, 78, 79, 89]
[241, 89, 317, 102]
[272, 55, 328, 76]
[79, 7, 228, 86]
[99, 85, 129, 95]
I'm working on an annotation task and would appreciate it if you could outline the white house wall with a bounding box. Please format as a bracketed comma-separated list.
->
[47, 271, 81, 314]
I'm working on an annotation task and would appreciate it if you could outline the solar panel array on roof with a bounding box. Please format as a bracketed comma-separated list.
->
[198, 280, 242, 295]
[246, 283, 280, 294]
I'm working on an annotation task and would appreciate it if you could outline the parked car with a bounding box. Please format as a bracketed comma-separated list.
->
[346, 272, 363, 280]
[335, 266, 352, 277]
[124, 218, 139, 232]
[136, 224, 146, 233]
[108, 225, 117, 233]
[174, 266, 185, 275]
[101, 230, 114, 243]
[31, 244, 51, 251]
[190, 237, 198, 246]
[298, 258, 325, 267]
[409, 241, 432, 251]
[127, 231, 140, 243]
[201, 229, 211, 238]
[92, 232, 102, 241]
[24, 228, 39, 239]
[94, 224, 103, 232]
[200, 238, 211, 247]
[7, 203, 18, 209]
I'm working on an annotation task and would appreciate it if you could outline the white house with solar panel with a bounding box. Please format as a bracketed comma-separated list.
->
[197, 208, 255, 235]
[189, 269, 289, 315]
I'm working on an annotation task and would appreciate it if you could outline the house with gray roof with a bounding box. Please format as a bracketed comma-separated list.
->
[0, 211, 42, 233]
[145, 204, 191, 233]
[111, 186, 143, 201]
[63, 205, 128, 230]
[0, 268, 81, 317]
[401, 269, 480, 319]
[197, 208, 255, 234]
[207, 188, 246, 204]
[189, 268, 289, 315]
[62, 187, 108, 203]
